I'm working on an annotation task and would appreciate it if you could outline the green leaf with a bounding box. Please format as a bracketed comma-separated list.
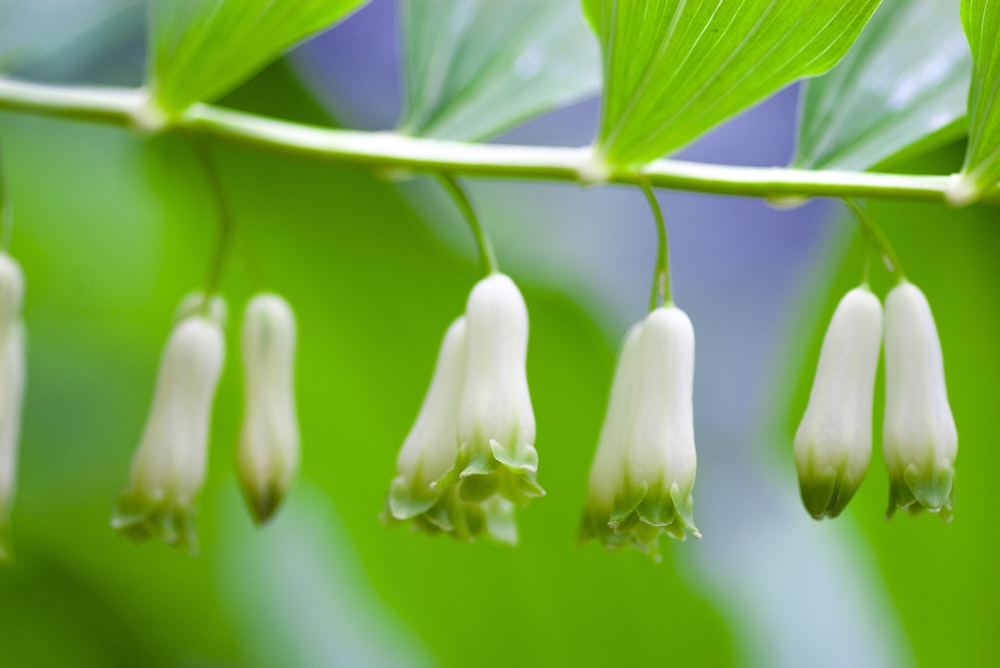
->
[148, 0, 369, 116]
[0, 0, 138, 76]
[398, 0, 601, 141]
[949, 0, 1000, 204]
[795, 0, 971, 171]
[583, 0, 882, 169]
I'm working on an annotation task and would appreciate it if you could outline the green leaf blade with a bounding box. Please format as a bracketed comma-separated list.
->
[795, 0, 971, 171]
[585, 0, 882, 169]
[950, 0, 1000, 204]
[398, 0, 601, 141]
[148, 0, 369, 116]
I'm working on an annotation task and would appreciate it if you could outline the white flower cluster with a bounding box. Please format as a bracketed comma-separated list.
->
[795, 281, 957, 520]
[579, 304, 700, 558]
[384, 273, 542, 544]
[0, 253, 26, 564]
[112, 292, 300, 553]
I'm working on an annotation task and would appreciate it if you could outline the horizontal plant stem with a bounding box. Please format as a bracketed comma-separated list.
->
[0, 76, 996, 205]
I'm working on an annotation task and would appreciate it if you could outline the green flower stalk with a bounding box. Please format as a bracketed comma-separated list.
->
[111, 298, 225, 553]
[883, 281, 957, 520]
[384, 316, 517, 544]
[237, 294, 300, 525]
[0, 252, 25, 564]
[794, 287, 883, 519]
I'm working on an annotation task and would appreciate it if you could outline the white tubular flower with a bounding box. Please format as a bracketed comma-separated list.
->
[112, 306, 225, 553]
[0, 252, 25, 564]
[579, 323, 642, 550]
[451, 273, 543, 506]
[237, 293, 299, 525]
[794, 287, 883, 520]
[883, 281, 957, 520]
[610, 305, 699, 553]
[383, 317, 516, 544]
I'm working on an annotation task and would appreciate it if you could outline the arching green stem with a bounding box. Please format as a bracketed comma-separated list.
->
[640, 179, 671, 310]
[435, 173, 498, 277]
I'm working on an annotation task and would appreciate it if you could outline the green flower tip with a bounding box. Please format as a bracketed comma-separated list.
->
[439, 439, 545, 507]
[111, 491, 199, 555]
[242, 482, 288, 527]
[581, 480, 699, 560]
[382, 483, 517, 546]
[887, 463, 955, 522]
[798, 466, 861, 521]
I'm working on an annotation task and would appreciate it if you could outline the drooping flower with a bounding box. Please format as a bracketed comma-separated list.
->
[237, 293, 299, 525]
[794, 287, 883, 519]
[111, 298, 225, 553]
[579, 322, 642, 549]
[610, 305, 699, 553]
[383, 316, 517, 544]
[0, 253, 25, 564]
[450, 274, 544, 506]
[883, 281, 957, 520]
[582, 305, 699, 557]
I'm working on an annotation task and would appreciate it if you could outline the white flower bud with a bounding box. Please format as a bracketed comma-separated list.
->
[794, 287, 883, 519]
[237, 293, 299, 525]
[0, 253, 25, 564]
[883, 281, 957, 519]
[452, 274, 543, 506]
[112, 310, 225, 552]
[579, 322, 642, 549]
[610, 305, 699, 552]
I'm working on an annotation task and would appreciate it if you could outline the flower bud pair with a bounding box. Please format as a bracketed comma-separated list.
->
[581, 304, 699, 558]
[795, 282, 956, 520]
[384, 273, 541, 543]
[113, 292, 299, 552]
[0, 253, 26, 564]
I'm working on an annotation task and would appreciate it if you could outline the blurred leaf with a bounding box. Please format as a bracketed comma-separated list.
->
[950, 0, 1000, 204]
[583, 0, 881, 168]
[148, 0, 369, 115]
[794, 0, 970, 171]
[398, 0, 600, 141]
[0, 0, 139, 78]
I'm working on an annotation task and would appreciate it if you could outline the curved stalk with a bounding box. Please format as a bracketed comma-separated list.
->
[1, 76, 998, 205]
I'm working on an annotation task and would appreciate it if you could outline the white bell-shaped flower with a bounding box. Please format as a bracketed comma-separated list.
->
[383, 316, 517, 544]
[794, 287, 883, 519]
[0, 252, 25, 564]
[579, 322, 642, 549]
[451, 273, 543, 506]
[609, 305, 700, 553]
[237, 293, 299, 525]
[883, 281, 957, 519]
[112, 304, 225, 553]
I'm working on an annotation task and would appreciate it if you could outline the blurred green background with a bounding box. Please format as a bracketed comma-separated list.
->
[1, 2, 998, 667]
